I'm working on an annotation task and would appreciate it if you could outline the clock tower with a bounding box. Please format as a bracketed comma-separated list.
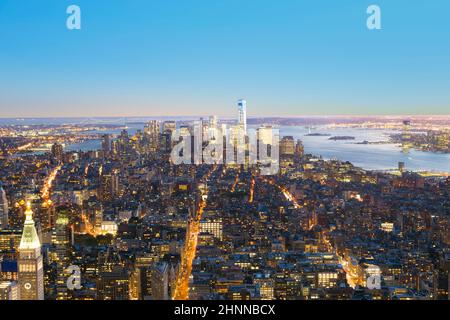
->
[18, 202, 44, 300]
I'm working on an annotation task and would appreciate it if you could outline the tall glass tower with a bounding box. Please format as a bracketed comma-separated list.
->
[237, 99, 247, 134]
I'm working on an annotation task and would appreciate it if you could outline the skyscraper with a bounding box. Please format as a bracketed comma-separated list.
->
[208, 115, 219, 141]
[54, 211, 71, 300]
[161, 121, 177, 153]
[257, 125, 274, 145]
[144, 120, 160, 153]
[51, 142, 64, 164]
[280, 136, 295, 156]
[99, 168, 120, 202]
[295, 139, 304, 158]
[280, 136, 295, 168]
[402, 120, 412, 154]
[18, 203, 44, 300]
[102, 134, 111, 155]
[0, 185, 9, 229]
[209, 115, 218, 129]
[237, 99, 247, 134]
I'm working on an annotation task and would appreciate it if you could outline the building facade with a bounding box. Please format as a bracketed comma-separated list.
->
[18, 203, 44, 300]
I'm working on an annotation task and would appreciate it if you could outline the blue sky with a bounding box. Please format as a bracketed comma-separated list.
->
[0, 0, 449, 117]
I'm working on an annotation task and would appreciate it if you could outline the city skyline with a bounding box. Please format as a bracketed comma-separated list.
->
[0, 104, 449, 301]
[0, 1, 449, 307]
[1, 0, 450, 117]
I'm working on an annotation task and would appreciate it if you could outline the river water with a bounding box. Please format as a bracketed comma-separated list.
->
[279, 126, 450, 172]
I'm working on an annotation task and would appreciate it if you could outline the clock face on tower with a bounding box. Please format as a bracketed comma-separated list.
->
[24, 282, 32, 290]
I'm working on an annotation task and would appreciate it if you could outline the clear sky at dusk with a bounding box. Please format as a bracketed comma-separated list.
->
[0, 0, 449, 117]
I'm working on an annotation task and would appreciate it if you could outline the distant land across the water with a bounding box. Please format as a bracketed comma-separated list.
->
[1, 115, 449, 126]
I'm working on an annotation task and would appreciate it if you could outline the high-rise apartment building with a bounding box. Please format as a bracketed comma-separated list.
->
[99, 168, 120, 201]
[51, 143, 64, 164]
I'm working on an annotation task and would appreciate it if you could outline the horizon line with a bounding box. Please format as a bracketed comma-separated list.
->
[1, 114, 450, 120]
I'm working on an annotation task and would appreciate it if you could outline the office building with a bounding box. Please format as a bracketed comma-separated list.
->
[18, 203, 44, 300]
[54, 211, 71, 300]
[237, 99, 247, 134]
[0, 281, 19, 300]
[0, 185, 8, 229]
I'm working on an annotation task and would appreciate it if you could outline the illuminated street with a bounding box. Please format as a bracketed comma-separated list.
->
[262, 177, 302, 209]
[172, 167, 215, 300]
[41, 165, 61, 201]
[248, 176, 255, 203]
